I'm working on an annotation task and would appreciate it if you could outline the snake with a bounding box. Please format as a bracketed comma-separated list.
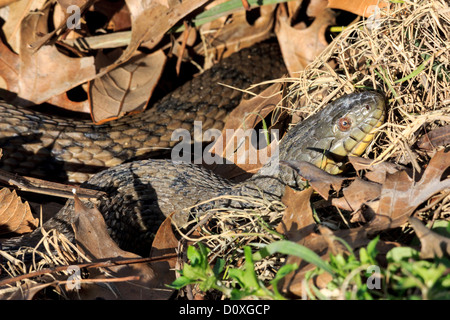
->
[0, 42, 385, 256]
[0, 43, 286, 184]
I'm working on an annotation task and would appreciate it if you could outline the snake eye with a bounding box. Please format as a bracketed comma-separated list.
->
[338, 117, 352, 131]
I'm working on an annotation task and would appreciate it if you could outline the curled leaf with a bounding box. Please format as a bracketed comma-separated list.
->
[0, 188, 38, 235]
[331, 177, 381, 212]
[275, 0, 335, 76]
[277, 186, 315, 242]
[89, 49, 167, 124]
[417, 125, 450, 150]
[72, 196, 172, 300]
[368, 149, 450, 232]
[206, 83, 285, 180]
[280, 160, 346, 199]
[409, 217, 450, 259]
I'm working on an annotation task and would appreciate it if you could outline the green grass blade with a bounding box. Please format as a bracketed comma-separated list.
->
[172, 0, 295, 32]
[394, 55, 432, 83]
[252, 240, 335, 275]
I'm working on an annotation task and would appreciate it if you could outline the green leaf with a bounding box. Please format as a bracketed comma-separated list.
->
[366, 236, 379, 259]
[252, 240, 335, 275]
[199, 276, 217, 292]
[359, 248, 370, 265]
[182, 264, 207, 281]
[386, 247, 420, 263]
[168, 276, 196, 289]
[228, 269, 246, 288]
[213, 258, 225, 276]
[412, 262, 446, 288]
[187, 245, 202, 265]
[270, 263, 298, 300]
[272, 263, 298, 283]
[243, 246, 260, 289]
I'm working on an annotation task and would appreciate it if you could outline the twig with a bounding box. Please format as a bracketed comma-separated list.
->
[0, 254, 177, 287]
[0, 168, 105, 200]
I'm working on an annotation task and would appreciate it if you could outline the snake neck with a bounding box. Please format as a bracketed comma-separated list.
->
[232, 151, 303, 202]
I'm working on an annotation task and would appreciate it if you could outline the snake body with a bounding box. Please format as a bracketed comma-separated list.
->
[0, 43, 285, 183]
[0, 42, 385, 255]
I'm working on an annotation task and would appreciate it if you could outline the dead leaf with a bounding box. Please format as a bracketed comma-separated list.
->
[56, 0, 89, 11]
[327, 0, 389, 18]
[280, 160, 346, 199]
[149, 212, 178, 285]
[331, 177, 381, 212]
[0, 38, 20, 100]
[275, 0, 336, 76]
[0, 0, 47, 54]
[0, 188, 38, 235]
[89, 49, 167, 124]
[417, 125, 450, 150]
[0, 0, 21, 8]
[205, 82, 286, 180]
[197, 3, 276, 63]
[46, 92, 91, 113]
[27, 0, 96, 51]
[276, 186, 316, 242]
[94, 0, 132, 32]
[72, 195, 173, 299]
[409, 217, 450, 259]
[99, 0, 209, 76]
[367, 149, 450, 232]
[17, 5, 96, 105]
[348, 156, 406, 185]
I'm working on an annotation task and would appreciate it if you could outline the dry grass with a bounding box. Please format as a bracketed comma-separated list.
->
[286, 0, 450, 166]
[2, 0, 450, 298]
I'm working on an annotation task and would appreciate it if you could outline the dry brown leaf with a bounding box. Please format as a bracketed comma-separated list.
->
[276, 186, 316, 242]
[417, 125, 450, 150]
[409, 217, 450, 259]
[94, 0, 132, 32]
[149, 212, 178, 283]
[331, 177, 381, 212]
[17, 5, 96, 105]
[100, 0, 209, 76]
[27, 0, 96, 51]
[205, 82, 285, 180]
[327, 0, 389, 18]
[89, 49, 167, 124]
[0, 0, 21, 8]
[197, 4, 276, 63]
[348, 156, 406, 185]
[72, 196, 173, 300]
[367, 149, 450, 232]
[280, 160, 346, 199]
[56, 0, 89, 11]
[0, 187, 38, 235]
[46, 92, 91, 113]
[0, 0, 43, 54]
[0, 38, 20, 100]
[275, 0, 336, 76]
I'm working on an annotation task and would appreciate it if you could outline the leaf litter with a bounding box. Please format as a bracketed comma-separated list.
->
[0, 0, 449, 300]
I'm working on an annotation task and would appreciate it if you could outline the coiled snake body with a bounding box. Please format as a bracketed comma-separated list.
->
[0, 43, 385, 255]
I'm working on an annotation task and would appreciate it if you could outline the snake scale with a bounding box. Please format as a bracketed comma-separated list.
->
[0, 42, 385, 256]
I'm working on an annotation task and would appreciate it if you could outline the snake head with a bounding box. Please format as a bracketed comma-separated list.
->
[278, 91, 386, 176]
[312, 91, 386, 174]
